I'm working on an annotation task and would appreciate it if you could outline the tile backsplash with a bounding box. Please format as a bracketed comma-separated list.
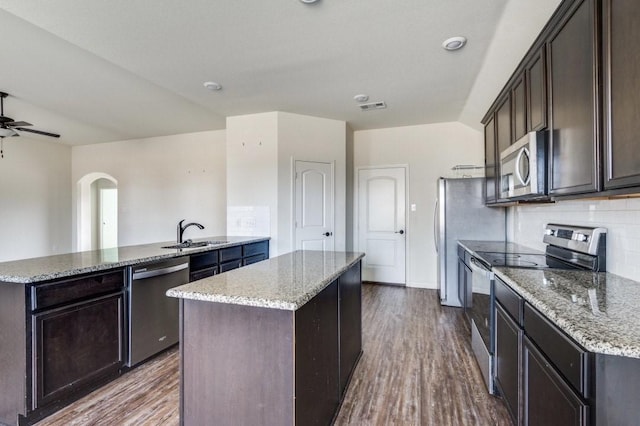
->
[507, 197, 640, 281]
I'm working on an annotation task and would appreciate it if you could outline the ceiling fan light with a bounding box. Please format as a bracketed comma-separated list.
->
[0, 127, 18, 138]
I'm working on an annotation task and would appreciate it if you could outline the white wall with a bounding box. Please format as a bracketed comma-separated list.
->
[353, 121, 485, 288]
[277, 112, 346, 255]
[0, 137, 72, 261]
[226, 111, 347, 256]
[72, 130, 227, 248]
[508, 198, 640, 281]
[226, 112, 279, 251]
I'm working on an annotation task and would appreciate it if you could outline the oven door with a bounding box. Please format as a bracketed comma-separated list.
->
[467, 256, 496, 394]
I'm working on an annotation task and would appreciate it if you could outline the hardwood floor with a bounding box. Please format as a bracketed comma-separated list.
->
[36, 284, 510, 426]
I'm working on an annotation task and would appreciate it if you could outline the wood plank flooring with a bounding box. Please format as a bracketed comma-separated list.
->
[36, 284, 510, 426]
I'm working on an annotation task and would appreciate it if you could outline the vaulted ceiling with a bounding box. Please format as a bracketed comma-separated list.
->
[0, 0, 561, 145]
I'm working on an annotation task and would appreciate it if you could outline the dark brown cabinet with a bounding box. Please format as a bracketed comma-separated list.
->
[496, 95, 512, 156]
[523, 336, 589, 426]
[494, 303, 521, 424]
[338, 262, 362, 396]
[526, 47, 548, 132]
[484, 116, 498, 204]
[547, 0, 600, 196]
[512, 76, 527, 141]
[189, 240, 270, 280]
[32, 293, 125, 410]
[602, 0, 640, 190]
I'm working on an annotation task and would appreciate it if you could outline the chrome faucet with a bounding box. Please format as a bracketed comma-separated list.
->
[177, 219, 205, 243]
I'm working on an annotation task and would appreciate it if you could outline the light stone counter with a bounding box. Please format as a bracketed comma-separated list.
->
[494, 268, 640, 359]
[0, 236, 269, 284]
[167, 250, 365, 310]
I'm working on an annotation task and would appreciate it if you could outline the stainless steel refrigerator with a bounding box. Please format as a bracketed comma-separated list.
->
[435, 177, 505, 307]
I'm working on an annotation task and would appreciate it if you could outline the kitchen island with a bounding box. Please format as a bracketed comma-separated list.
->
[167, 250, 365, 426]
[0, 236, 268, 426]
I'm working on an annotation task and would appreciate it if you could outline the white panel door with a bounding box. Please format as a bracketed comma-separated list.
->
[295, 161, 334, 251]
[358, 167, 406, 284]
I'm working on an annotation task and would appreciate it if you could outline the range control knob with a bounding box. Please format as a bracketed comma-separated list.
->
[572, 232, 588, 242]
[544, 229, 555, 236]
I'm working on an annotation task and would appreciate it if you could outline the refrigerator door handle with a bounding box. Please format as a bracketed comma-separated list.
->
[433, 199, 439, 253]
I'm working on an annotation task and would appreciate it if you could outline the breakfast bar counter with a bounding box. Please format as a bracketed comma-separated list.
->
[167, 250, 365, 425]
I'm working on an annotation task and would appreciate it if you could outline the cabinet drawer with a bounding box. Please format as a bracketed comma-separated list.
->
[190, 251, 218, 272]
[524, 303, 590, 397]
[32, 270, 124, 311]
[220, 246, 242, 263]
[243, 253, 267, 266]
[243, 241, 269, 258]
[220, 259, 242, 273]
[495, 277, 523, 325]
[189, 267, 218, 282]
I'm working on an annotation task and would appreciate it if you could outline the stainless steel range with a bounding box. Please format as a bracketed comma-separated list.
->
[464, 223, 607, 394]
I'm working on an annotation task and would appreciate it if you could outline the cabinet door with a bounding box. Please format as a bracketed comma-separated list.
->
[527, 47, 548, 132]
[548, 0, 600, 196]
[338, 262, 362, 397]
[512, 75, 527, 141]
[496, 95, 512, 155]
[295, 280, 339, 425]
[494, 303, 521, 425]
[484, 116, 498, 204]
[32, 293, 124, 409]
[603, 0, 640, 189]
[523, 337, 588, 426]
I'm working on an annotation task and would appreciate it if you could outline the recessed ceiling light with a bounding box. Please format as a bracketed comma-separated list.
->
[442, 36, 467, 51]
[300, 0, 319, 3]
[353, 94, 369, 103]
[203, 81, 222, 91]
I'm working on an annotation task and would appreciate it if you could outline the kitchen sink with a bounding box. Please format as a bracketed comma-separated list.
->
[162, 240, 228, 249]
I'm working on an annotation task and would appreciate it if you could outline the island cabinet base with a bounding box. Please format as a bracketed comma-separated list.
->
[178, 262, 362, 426]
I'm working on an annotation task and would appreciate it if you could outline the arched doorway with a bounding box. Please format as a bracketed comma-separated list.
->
[77, 173, 118, 251]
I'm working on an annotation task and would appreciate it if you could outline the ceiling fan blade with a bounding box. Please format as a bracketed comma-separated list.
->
[7, 121, 32, 127]
[14, 127, 61, 138]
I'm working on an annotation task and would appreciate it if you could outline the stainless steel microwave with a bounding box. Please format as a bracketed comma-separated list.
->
[499, 131, 546, 199]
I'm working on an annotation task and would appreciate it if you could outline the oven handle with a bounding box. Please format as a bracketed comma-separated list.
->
[469, 257, 492, 278]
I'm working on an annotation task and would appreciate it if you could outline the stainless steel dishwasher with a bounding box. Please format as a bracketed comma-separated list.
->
[127, 257, 189, 366]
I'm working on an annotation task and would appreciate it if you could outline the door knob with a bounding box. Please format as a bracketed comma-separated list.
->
[323, 232, 333, 237]
[395, 230, 405, 235]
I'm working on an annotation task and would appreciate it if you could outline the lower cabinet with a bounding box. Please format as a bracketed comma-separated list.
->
[523, 336, 589, 426]
[32, 293, 125, 410]
[338, 261, 362, 396]
[494, 303, 521, 424]
[493, 276, 592, 425]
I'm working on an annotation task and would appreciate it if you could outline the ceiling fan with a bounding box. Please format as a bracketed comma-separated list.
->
[0, 91, 61, 139]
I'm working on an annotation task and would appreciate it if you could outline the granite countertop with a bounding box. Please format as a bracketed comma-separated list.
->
[0, 236, 269, 284]
[458, 240, 544, 256]
[167, 250, 365, 311]
[494, 268, 640, 359]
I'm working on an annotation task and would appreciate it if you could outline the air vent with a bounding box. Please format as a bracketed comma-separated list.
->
[359, 101, 387, 111]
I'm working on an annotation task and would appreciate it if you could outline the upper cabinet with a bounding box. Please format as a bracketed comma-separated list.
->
[479, 0, 640, 203]
[484, 116, 497, 204]
[602, 0, 640, 190]
[512, 76, 527, 142]
[547, 0, 600, 196]
[526, 47, 547, 132]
